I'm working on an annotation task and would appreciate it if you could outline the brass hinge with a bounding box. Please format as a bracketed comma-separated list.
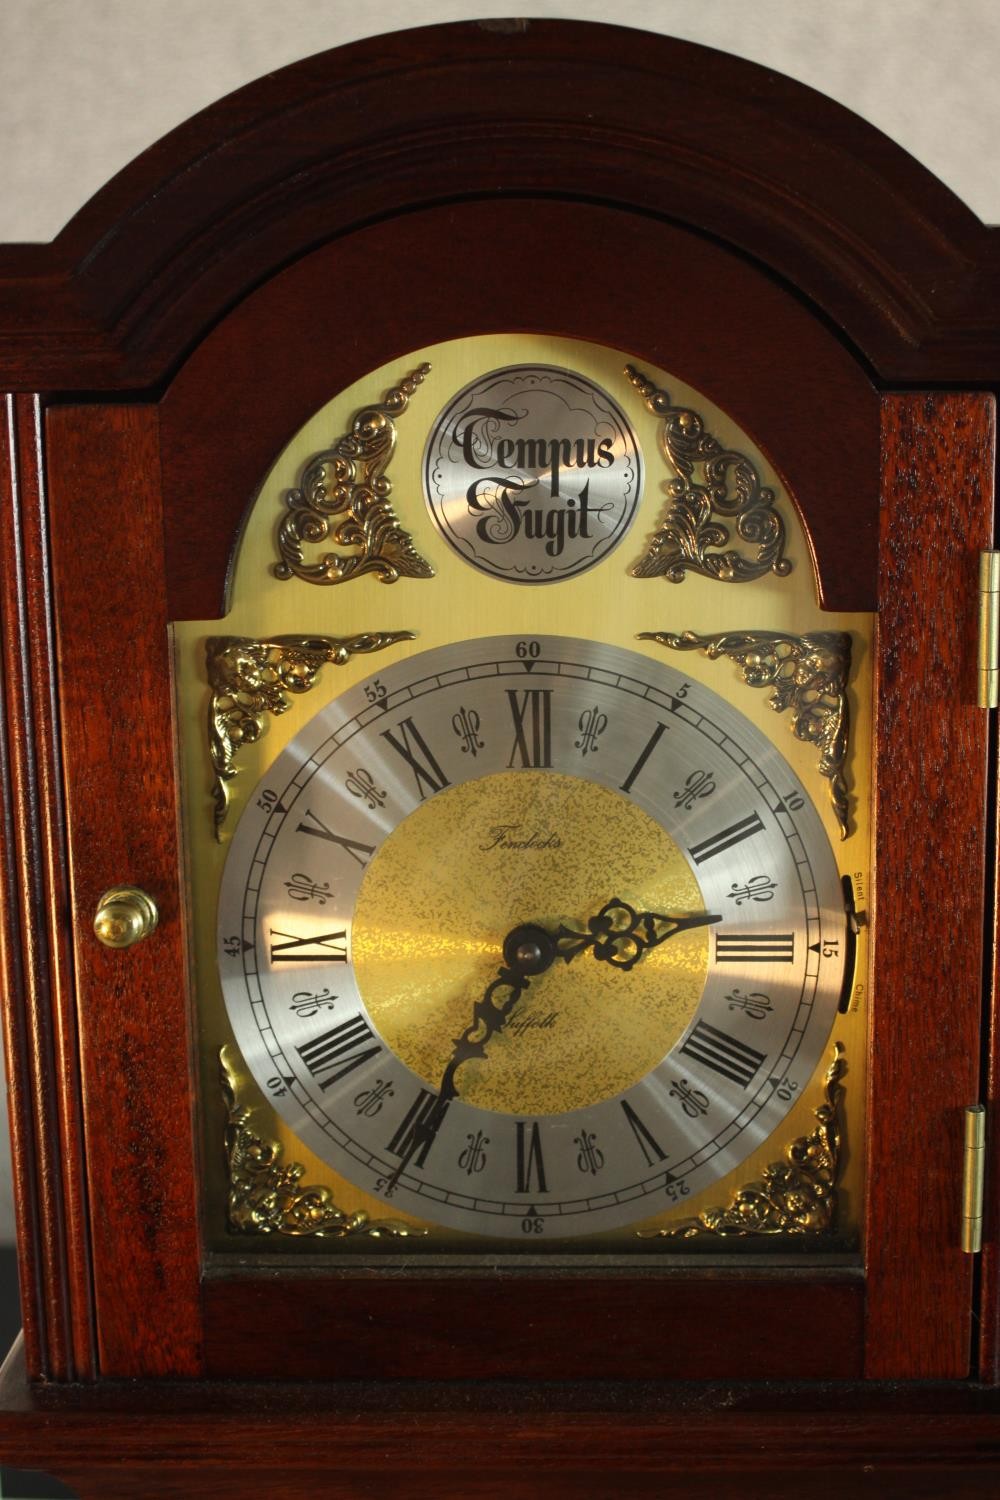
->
[962, 1105, 987, 1253]
[978, 551, 1000, 707]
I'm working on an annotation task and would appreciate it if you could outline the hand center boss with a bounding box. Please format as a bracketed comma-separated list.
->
[383, 898, 722, 1194]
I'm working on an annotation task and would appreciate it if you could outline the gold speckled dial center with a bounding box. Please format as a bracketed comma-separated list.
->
[351, 771, 708, 1115]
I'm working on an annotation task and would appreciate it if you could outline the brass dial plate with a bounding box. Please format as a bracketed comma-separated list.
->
[174, 332, 872, 1252]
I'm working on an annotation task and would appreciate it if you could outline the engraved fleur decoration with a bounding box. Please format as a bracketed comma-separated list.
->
[638, 1044, 846, 1239]
[625, 363, 791, 585]
[221, 1047, 424, 1239]
[639, 628, 852, 839]
[206, 631, 413, 838]
[274, 363, 434, 585]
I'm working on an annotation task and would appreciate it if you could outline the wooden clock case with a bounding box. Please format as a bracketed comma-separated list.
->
[1, 18, 999, 1496]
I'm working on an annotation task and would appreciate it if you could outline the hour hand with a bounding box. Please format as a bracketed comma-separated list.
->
[556, 897, 721, 972]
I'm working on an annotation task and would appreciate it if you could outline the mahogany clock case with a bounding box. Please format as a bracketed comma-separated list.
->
[1, 16, 1000, 1491]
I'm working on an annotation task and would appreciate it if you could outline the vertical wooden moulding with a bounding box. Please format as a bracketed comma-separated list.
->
[44, 405, 203, 1378]
[983, 492, 1000, 1385]
[0, 395, 95, 1380]
[866, 391, 995, 1378]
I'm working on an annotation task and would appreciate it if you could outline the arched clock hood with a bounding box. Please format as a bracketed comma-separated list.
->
[0, 19, 998, 390]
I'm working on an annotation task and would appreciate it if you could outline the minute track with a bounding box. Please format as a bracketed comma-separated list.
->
[219, 635, 846, 1239]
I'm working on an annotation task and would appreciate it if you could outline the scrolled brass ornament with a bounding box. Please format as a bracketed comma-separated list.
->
[639, 627, 852, 838]
[625, 363, 791, 585]
[206, 630, 414, 837]
[220, 1047, 423, 1239]
[274, 363, 434, 585]
[639, 1043, 846, 1239]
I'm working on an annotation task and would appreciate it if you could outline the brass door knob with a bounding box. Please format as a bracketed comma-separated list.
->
[93, 887, 159, 949]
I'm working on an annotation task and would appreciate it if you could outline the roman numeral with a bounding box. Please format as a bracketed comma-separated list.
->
[269, 928, 347, 963]
[297, 1015, 381, 1090]
[620, 1100, 668, 1168]
[386, 1087, 440, 1168]
[507, 690, 553, 768]
[619, 721, 669, 794]
[714, 932, 795, 963]
[380, 718, 450, 800]
[515, 1120, 549, 1194]
[679, 1019, 765, 1088]
[688, 812, 764, 865]
[296, 807, 375, 867]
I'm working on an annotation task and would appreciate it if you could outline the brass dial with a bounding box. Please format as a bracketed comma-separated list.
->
[218, 635, 847, 1240]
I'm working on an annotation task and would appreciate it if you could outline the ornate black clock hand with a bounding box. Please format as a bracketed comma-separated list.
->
[383, 923, 554, 1194]
[382, 902, 720, 1194]
[555, 897, 723, 972]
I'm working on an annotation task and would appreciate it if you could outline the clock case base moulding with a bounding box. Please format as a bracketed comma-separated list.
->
[1, 16, 1000, 1489]
[4, 1339, 1000, 1500]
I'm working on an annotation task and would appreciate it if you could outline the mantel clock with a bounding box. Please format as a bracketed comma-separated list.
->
[1, 20, 999, 1498]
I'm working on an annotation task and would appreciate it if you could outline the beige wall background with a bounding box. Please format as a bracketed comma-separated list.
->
[3, 0, 1000, 242]
[0, 0, 997, 1240]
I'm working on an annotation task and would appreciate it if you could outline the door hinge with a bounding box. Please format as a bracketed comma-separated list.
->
[962, 1104, 987, 1253]
[978, 551, 1000, 707]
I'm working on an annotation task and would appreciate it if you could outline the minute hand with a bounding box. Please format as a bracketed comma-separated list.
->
[556, 897, 721, 971]
[383, 929, 544, 1194]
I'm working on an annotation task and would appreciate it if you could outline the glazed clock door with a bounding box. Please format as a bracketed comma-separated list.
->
[38, 200, 991, 1385]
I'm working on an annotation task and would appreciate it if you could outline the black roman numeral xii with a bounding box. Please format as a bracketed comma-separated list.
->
[507, 690, 552, 768]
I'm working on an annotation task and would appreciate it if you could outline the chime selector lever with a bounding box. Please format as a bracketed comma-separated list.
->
[93, 887, 159, 949]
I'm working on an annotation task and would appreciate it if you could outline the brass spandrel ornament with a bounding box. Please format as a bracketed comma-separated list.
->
[221, 1048, 424, 1239]
[625, 362, 791, 585]
[640, 628, 852, 839]
[638, 1044, 846, 1239]
[207, 630, 414, 837]
[274, 363, 435, 586]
